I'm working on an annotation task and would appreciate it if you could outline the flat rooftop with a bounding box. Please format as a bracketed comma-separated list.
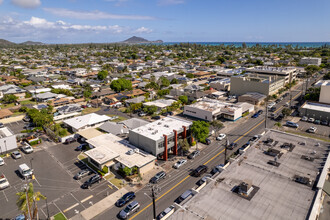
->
[0, 127, 14, 138]
[301, 102, 330, 113]
[314, 80, 330, 87]
[247, 66, 296, 74]
[144, 99, 176, 108]
[86, 134, 156, 168]
[131, 116, 192, 141]
[186, 98, 242, 114]
[170, 130, 329, 220]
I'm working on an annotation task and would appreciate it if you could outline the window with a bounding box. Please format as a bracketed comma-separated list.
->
[158, 141, 164, 149]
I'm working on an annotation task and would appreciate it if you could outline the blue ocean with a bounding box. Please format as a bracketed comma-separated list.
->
[161, 42, 329, 48]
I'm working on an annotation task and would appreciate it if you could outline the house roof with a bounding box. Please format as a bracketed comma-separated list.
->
[77, 128, 104, 140]
[98, 122, 128, 135]
[0, 109, 13, 119]
[63, 113, 110, 130]
[119, 118, 149, 130]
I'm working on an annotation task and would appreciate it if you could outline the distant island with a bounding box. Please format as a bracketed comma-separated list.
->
[121, 36, 163, 44]
[0, 39, 44, 46]
[20, 41, 44, 46]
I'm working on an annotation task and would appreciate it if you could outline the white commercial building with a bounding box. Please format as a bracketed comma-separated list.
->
[246, 66, 297, 83]
[63, 113, 111, 132]
[0, 127, 17, 154]
[184, 98, 253, 121]
[300, 57, 322, 66]
[317, 80, 330, 104]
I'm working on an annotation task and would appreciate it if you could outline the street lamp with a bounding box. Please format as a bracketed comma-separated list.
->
[4, 140, 7, 154]
[30, 158, 34, 170]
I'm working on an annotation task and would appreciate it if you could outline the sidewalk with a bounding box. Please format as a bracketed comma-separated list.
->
[70, 187, 129, 220]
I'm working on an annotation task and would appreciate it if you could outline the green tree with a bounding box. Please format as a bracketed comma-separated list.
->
[110, 78, 132, 92]
[282, 108, 291, 117]
[186, 73, 194, 78]
[143, 105, 158, 115]
[25, 93, 32, 98]
[178, 138, 190, 153]
[145, 82, 160, 90]
[159, 76, 170, 88]
[178, 95, 188, 105]
[83, 90, 92, 98]
[190, 121, 210, 143]
[170, 78, 178, 84]
[130, 103, 143, 112]
[305, 65, 321, 76]
[51, 88, 73, 96]
[157, 89, 169, 97]
[16, 182, 46, 219]
[2, 94, 18, 104]
[97, 70, 108, 80]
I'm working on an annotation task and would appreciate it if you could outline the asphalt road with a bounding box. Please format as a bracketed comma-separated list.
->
[92, 80, 307, 220]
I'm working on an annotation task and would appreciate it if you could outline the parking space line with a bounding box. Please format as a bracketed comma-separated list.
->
[2, 191, 8, 202]
[81, 195, 93, 203]
[108, 184, 113, 189]
[40, 207, 47, 219]
[63, 203, 79, 213]
[34, 177, 42, 187]
[70, 192, 86, 209]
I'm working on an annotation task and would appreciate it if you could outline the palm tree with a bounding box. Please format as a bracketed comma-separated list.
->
[16, 182, 46, 220]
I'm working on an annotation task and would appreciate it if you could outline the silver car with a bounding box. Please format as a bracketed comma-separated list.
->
[11, 151, 22, 159]
[119, 201, 140, 219]
[173, 159, 187, 169]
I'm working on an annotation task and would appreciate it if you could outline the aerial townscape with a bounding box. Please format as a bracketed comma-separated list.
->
[0, 0, 329, 220]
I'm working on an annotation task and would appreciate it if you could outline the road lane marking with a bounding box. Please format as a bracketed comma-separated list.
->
[233, 119, 265, 144]
[108, 184, 113, 189]
[63, 203, 79, 213]
[81, 195, 93, 203]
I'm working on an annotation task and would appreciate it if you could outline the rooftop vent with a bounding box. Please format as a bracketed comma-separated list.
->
[294, 175, 311, 186]
[127, 149, 135, 155]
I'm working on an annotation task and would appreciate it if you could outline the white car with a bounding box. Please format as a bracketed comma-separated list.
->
[0, 157, 4, 166]
[173, 159, 187, 169]
[21, 143, 33, 154]
[0, 174, 9, 190]
[308, 127, 317, 133]
[301, 116, 308, 121]
[216, 134, 226, 141]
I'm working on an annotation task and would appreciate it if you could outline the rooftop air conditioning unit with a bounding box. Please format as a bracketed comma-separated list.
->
[134, 148, 139, 153]
[127, 149, 134, 155]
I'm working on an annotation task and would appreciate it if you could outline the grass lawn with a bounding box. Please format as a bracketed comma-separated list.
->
[12, 112, 24, 116]
[53, 212, 67, 220]
[110, 177, 125, 189]
[82, 107, 101, 115]
[1, 103, 15, 109]
[20, 100, 37, 105]
[107, 114, 127, 122]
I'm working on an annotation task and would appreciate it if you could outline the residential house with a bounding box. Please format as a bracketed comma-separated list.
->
[63, 113, 111, 133]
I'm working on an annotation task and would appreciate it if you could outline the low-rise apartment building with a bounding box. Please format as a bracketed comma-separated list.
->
[299, 57, 322, 66]
[246, 66, 297, 83]
[230, 73, 285, 96]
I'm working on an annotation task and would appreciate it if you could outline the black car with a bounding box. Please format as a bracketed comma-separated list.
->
[64, 137, 77, 144]
[168, 111, 174, 116]
[241, 142, 251, 149]
[115, 191, 136, 207]
[257, 110, 263, 114]
[162, 112, 169, 116]
[191, 165, 208, 177]
[270, 106, 276, 112]
[75, 143, 88, 151]
[205, 138, 211, 145]
[149, 171, 166, 184]
[187, 150, 200, 159]
[82, 175, 102, 189]
[227, 142, 237, 150]
[152, 115, 161, 120]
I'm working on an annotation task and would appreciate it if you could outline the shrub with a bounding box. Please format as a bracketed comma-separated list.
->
[29, 139, 41, 145]
[191, 141, 196, 146]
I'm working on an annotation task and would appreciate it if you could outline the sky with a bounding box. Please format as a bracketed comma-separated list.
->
[0, 0, 329, 44]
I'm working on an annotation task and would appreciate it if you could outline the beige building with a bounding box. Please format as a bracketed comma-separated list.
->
[246, 66, 297, 83]
[230, 73, 285, 96]
[299, 57, 322, 66]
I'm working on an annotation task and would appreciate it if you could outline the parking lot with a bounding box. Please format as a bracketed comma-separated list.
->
[4, 120, 26, 134]
[0, 141, 117, 219]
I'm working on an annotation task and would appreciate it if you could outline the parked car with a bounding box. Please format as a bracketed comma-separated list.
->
[308, 127, 317, 133]
[241, 142, 251, 149]
[115, 191, 136, 207]
[205, 138, 211, 145]
[64, 137, 77, 144]
[0, 174, 10, 190]
[162, 112, 169, 116]
[314, 119, 321, 125]
[197, 174, 212, 186]
[286, 121, 299, 128]
[118, 201, 140, 219]
[173, 159, 187, 169]
[176, 190, 193, 204]
[249, 135, 259, 142]
[21, 143, 33, 154]
[74, 169, 91, 180]
[308, 118, 315, 123]
[138, 112, 147, 117]
[301, 116, 308, 121]
[75, 143, 88, 151]
[151, 115, 161, 120]
[13, 214, 25, 220]
[270, 106, 277, 112]
[168, 111, 174, 116]
[321, 120, 328, 126]
[211, 164, 224, 175]
[227, 142, 237, 150]
[216, 133, 226, 141]
[23, 116, 31, 122]
[157, 205, 175, 220]
[82, 175, 102, 189]
[18, 163, 33, 178]
[191, 165, 208, 177]
[0, 122, 4, 128]
[251, 113, 260, 118]
[257, 110, 263, 114]
[11, 151, 22, 159]
[0, 157, 4, 166]
[149, 171, 166, 184]
[188, 150, 200, 159]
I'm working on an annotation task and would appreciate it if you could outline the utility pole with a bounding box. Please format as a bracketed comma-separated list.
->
[152, 186, 156, 220]
[25, 178, 32, 220]
[46, 197, 50, 220]
[265, 99, 268, 129]
[224, 137, 229, 164]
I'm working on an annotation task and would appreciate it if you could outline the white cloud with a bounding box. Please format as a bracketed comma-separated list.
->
[135, 27, 153, 34]
[11, 0, 41, 9]
[43, 8, 156, 20]
[158, 0, 184, 6]
[0, 16, 153, 42]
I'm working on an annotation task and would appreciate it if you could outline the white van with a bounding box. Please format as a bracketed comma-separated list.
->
[18, 164, 33, 178]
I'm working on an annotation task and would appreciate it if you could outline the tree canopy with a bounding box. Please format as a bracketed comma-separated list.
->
[190, 120, 210, 143]
[110, 78, 132, 92]
[178, 95, 188, 104]
[143, 105, 158, 115]
[2, 94, 18, 104]
[97, 70, 108, 80]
